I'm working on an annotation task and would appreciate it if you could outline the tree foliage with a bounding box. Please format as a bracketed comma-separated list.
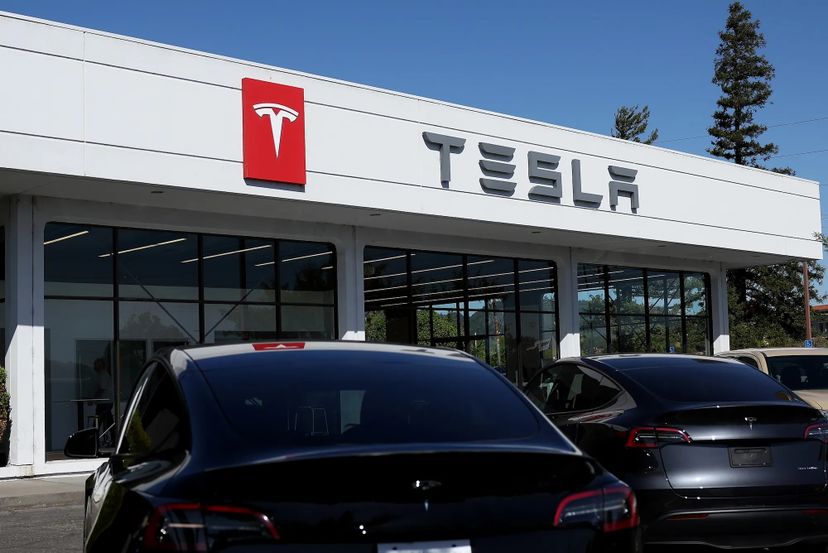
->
[706, 2, 822, 348]
[612, 105, 659, 144]
[708, 2, 777, 166]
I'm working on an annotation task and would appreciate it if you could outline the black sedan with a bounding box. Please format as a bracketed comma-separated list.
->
[523, 354, 828, 550]
[66, 342, 640, 553]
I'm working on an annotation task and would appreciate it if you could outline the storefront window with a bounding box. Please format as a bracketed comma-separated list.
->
[578, 264, 711, 355]
[364, 246, 558, 384]
[44, 222, 337, 457]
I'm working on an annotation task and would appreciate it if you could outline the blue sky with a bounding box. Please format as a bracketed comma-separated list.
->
[2, 1, 826, 291]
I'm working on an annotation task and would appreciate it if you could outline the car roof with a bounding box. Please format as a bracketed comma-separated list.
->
[177, 341, 477, 364]
[582, 353, 740, 372]
[721, 347, 828, 357]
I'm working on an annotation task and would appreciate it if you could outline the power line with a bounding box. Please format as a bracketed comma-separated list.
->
[770, 147, 828, 160]
[656, 115, 828, 144]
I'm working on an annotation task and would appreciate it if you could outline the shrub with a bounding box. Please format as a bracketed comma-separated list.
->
[0, 366, 8, 421]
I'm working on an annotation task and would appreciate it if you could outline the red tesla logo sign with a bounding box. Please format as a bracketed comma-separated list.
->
[242, 78, 306, 185]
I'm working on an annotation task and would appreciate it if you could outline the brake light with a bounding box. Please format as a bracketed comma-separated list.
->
[626, 427, 691, 448]
[554, 484, 639, 532]
[804, 422, 828, 443]
[144, 503, 279, 552]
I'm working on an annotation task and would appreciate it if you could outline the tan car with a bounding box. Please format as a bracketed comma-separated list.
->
[717, 347, 828, 414]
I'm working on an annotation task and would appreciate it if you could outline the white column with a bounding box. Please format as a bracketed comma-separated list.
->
[336, 226, 365, 341]
[557, 248, 581, 358]
[5, 195, 35, 467]
[710, 265, 730, 354]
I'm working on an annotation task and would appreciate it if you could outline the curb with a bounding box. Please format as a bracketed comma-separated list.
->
[0, 491, 83, 509]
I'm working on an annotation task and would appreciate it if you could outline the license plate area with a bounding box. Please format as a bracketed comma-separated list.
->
[378, 540, 471, 553]
[729, 446, 771, 467]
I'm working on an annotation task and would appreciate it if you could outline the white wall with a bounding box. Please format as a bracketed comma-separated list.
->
[0, 12, 820, 264]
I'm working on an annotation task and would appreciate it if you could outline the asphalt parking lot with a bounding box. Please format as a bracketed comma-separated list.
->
[0, 502, 82, 553]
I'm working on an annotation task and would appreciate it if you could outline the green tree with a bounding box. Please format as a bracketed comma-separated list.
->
[612, 105, 658, 144]
[706, 2, 823, 348]
[707, 2, 777, 166]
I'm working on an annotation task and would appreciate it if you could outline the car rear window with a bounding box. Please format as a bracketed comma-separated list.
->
[622, 359, 796, 403]
[198, 350, 541, 447]
[766, 355, 828, 391]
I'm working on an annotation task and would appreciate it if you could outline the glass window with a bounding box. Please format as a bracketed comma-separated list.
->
[118, 301, 199, 405]
[202, 235, 275, 303]
[578, 264, 605, 314]
[519, 260, 556, 312]
[684, 273, 708, 316]
[117, 364, 186, 458]
[281, 305, 336, 339]
[525, 364, 620, 414]
[44, 222, 338, 457]
[205, 304, 277, 344]
[45, 224, 113, 297]
[200, 351, 542, 446]
[626, 359, 795, 403]
[766, 355, 828, 391]
[280, 241, 335, 305]
[364, 246, 557, 384]
[117, 229, 198, 300]
[578, 265, 711, 356]
[45, 299, 114, 454]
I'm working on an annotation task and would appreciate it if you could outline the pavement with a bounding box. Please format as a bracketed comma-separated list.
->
[0, 474, 86, 508]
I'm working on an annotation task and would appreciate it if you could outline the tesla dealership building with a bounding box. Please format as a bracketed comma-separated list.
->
[0, 12, 821, 476]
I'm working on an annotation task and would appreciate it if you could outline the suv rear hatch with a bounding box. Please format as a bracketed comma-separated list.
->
[656, 404, 826, 498]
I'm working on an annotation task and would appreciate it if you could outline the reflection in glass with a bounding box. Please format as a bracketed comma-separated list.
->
[363, 246, 557, 384]
[45, 299, 114, 454]
[579, 264, 711, 355]
[118, 301, 199, 404]
[202, 235, 274, 303]
[280, 241, 335, 305]
[684, 273, 708, 316]
[281, 305, 336, 339]
[608, 267, 645, 315]
[117, 229, 198, 300]
[204, 304, 277, 344]
[44, 222, 338, 457]
[45, 224, 113, 297]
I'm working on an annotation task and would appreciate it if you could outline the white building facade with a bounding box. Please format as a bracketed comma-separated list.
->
[0, 12, 821, 476]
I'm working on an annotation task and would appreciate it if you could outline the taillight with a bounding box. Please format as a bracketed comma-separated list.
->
[144, 503, 279, 552]
[626, 426, 690, 448]
[804, 422, 828, 443]
[553, 484, 639, 533]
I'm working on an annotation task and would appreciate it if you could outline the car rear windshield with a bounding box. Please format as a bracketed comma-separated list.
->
[766, 355, 828, 391]
[198, 349, 542, 447]
[622, 359, 796, 403]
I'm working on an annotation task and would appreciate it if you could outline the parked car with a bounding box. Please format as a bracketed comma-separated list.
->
[65, 342, 640, 553]
[523, 354, 828, 550]
[718, 347, 828, 414]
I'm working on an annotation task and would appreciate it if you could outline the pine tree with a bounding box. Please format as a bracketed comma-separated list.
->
[708, 2, 778, 166]
[707, 2, 822, 347]
[612, 105, 659, 144]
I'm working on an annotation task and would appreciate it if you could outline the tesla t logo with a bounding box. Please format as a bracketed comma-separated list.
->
[253, 103, 299, 158]
[745, 416, 757, 430]
[242, 79, 306, 185]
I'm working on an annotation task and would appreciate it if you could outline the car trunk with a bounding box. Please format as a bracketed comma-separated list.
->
[201, 447, 598, 543]
[657, 404, 826, 499]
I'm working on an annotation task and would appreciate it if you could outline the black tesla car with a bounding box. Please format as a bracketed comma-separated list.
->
[523, 354, 828, 550]
[65, 342, 640, 553]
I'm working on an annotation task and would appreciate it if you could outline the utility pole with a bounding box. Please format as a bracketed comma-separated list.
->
[804, 261, 812, 341]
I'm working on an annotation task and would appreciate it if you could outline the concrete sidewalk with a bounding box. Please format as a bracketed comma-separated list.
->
[0, 475, 87, 509]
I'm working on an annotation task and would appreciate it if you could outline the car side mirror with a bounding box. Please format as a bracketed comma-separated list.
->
[64, 427, 107, 458]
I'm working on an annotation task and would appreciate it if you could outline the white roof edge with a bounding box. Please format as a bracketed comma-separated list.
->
[0, 10, 819, 187]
